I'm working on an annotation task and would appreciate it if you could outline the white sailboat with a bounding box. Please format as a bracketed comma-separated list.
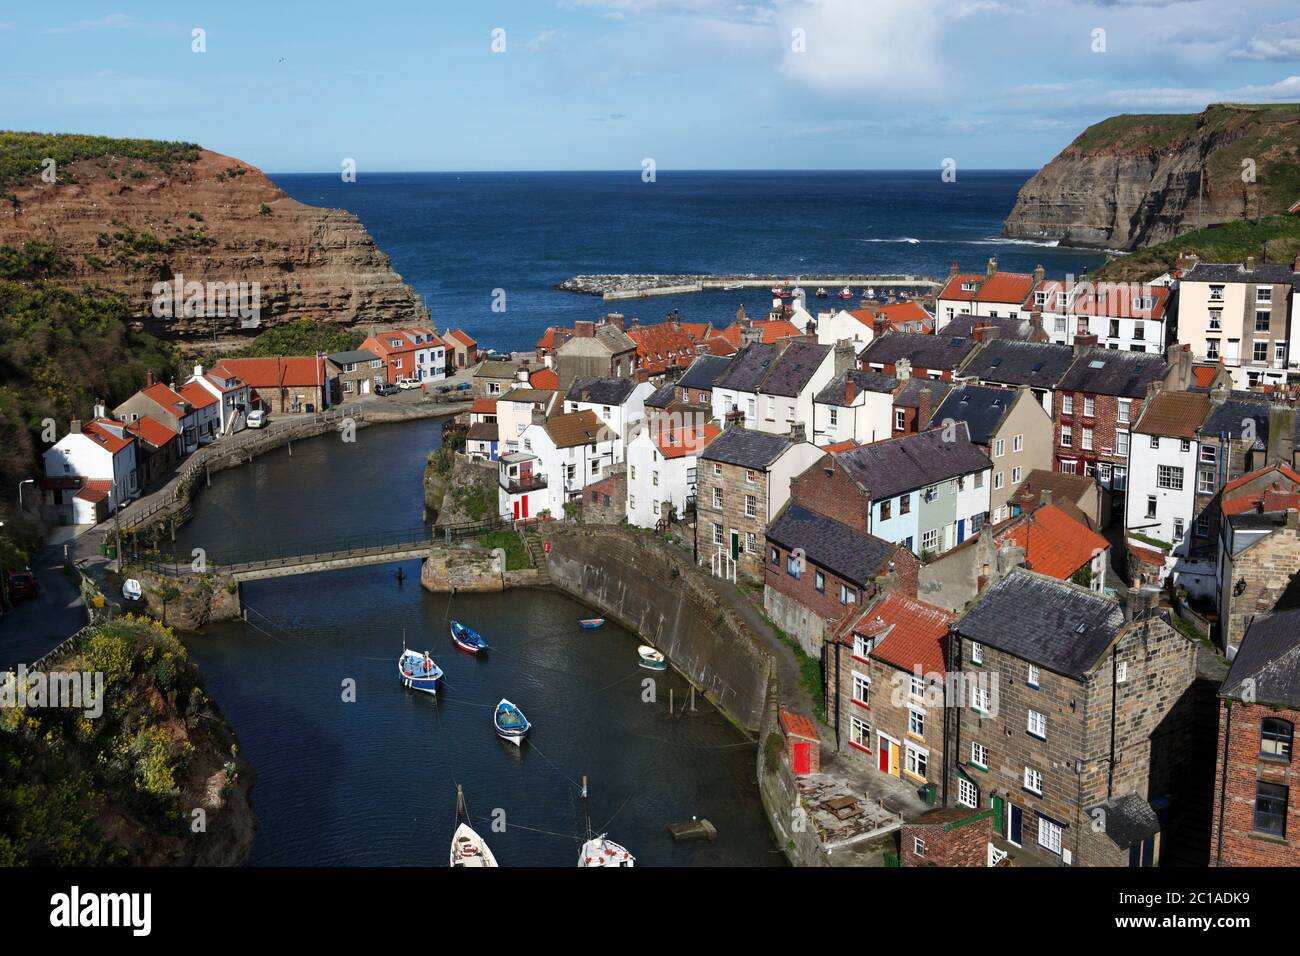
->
[576, 776, 635, 868]
[450, 785, 499, 867]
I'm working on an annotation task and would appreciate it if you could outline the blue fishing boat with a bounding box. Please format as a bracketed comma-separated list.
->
[638, 645, 667, 671]
[579, 618, 605, 629]
[450, 619, 490, 654]
[398, 648, 443, 695]
[494, 698, 530, 746]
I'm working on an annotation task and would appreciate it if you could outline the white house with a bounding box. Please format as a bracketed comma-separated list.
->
[810, 369, 896, 447]
[42, 414, 139, 521]
[1124, 391, 1212, 584]
[1029, 279, 1173, 354]
[934, 259, 1039, 332]
[185, 364, 252, 435]
[711, 340, 838, 438]
[496, 385, 558, 457]
[562, 377, 655, 462]
[500, 410, 619, 520]
[625, 420, 721, 529]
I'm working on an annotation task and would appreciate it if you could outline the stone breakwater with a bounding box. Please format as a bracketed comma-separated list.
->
[556, 273, 942, 300]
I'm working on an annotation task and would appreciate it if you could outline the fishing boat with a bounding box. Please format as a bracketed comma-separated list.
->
[577, 776, 635, 868]
[398, 648, 443, 695]
[450, 786, 498, 867]
[723, 282, 744, 291]
[769, 284, 786, 296]
[494, 698, 530, 746]
[838, 286, 854, 299]
[815, 287, 828, 299]
[579, 618, 605, 629]
[450, 619, 490, 654]
[121, 579, 143, 601]
[637, 645, 667, 670]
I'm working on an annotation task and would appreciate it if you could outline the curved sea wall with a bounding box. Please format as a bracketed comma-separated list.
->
[540, 525, 773, 732]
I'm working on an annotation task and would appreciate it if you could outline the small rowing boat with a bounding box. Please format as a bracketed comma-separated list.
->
[579, 618, 605, 629]
[450, 785, 498, 867]
[638, 645, 667, 670]
[398, 648, 443, 695]
[494, 698, 531, 746]
[450, 619, 490, 654]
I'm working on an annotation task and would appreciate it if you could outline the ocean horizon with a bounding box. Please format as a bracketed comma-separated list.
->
[271, 169, 1111, 354]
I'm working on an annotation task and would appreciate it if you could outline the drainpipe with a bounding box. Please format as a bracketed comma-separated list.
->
[1108, 645, 1118, 799]
[1214, 701, 1232, 866]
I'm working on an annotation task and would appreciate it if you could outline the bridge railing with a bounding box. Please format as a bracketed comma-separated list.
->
[131, 514, 518, 576]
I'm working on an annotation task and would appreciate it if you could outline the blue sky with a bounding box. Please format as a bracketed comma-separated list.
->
[2, 1, 1299, 172]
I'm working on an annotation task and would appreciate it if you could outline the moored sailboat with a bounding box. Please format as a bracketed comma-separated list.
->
[577, 776, 634, 867]
[450, 785, 499, 867]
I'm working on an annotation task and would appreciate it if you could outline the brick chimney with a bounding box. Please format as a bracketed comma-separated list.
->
[844, 376, 858, 405]
[1293, 253, 1300, 275]
[1033, 264, 1045, 284]
[725, 406, 745, 428]
[986, 256, 998, 276]
[1039, 487, 1053, 507]
[895, 357, 913, 381]
[1244, 256, 1256, 273]
[146, 370, 155, 387]
[1267, 402, 1296, 466]
[70, 418, 81, 435]
[736, 304, 746, 323]
[1072, 333, 1098, 356]
[605, 313, 625, 331]
[973, 323, 1001, 344]
[835, 341, 856, 376]
[531, 407, 546, 426]
[918, 385, 933, 429]
[788, 422, 806, 444]
[574, 320, 595, 338]
[949, 261, 960, 278]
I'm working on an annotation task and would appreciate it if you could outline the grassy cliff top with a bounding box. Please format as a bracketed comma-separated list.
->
[1069, 103, 1300, 153]
[0, 131, 201, 190]
[1093, 214, 1300, 282]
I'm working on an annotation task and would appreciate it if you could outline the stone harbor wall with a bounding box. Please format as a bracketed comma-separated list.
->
[420, 544, 506, 593]
[127, 568, 242, 631]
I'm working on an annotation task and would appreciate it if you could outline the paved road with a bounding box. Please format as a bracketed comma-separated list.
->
[0, 539, 87, 669]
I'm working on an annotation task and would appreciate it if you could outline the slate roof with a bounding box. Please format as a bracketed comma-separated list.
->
[698, 426, 794, 470]
[1090, 793, 1160, 850]
[678, 354, 732, 391]
[836, 424, 991, 499]
[766, 503, 898, 586]
[815, 369, 898, 405]
[762, 341, 833, 397]
[566, 377, 638, 405]
[1055, 347, 1167, 399]
[931, 384, 1016, 446]
[644, 382, 676, 409]
[713, 343, 777, 392]
[1220, 609, 1300, 708]
[942, 313, 1044, 342]
[1199, 397, 1271, 447]
[955, 570, 1125, 680]
[961, 340, 1074, 389]
[1133, 391, 1211, 439]
[326, 349, 381, 366]
[466, 422, 498, 442]
[893, 377, 954, 410]
[1184, 261, 1300, 290]
[860, 331, 977, 372]
[475, 360, 518, 379]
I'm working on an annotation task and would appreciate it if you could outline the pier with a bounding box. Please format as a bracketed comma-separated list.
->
[557, 273, 942, 301]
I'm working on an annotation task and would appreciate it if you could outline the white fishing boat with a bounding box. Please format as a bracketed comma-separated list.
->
[838, 286, 853, 299]
[494, 698, 531, 746]
[450, 786, 499, 867]
[398, 647, 443, 695]
[576, 775, 635, 868]
[638, 645, 667, 671]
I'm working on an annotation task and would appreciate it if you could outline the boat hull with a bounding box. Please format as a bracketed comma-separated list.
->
[638, 658, 667, 671]
[494, 698, 530, 746]
[399, 651, 443, 695]
[449, 620, 489, 654]
[450, 823, 498, 867]
[579, 618, 605, 629]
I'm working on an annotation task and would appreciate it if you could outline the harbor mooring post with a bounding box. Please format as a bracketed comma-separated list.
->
[670, 687, 674, 716]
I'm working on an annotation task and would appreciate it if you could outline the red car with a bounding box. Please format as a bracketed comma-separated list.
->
[5, 571, 38, 601]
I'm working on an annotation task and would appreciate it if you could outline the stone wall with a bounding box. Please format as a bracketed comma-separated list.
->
[1219, 521, 1300, 653]
[542, 524, 773, 731]
[132, 568, 242, 631]
[420, 545, 505, 593]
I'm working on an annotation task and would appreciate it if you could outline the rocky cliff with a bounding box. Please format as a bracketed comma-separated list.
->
[0, 133, 427, 343]
[1003, 104, 1300, 250]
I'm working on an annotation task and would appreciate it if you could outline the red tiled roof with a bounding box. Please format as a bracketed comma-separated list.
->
[447, 328, 477, 348]
[778, 709, 819, 742]
[138, 382, 190, 417]
[679, 322, 712, 342]
[712, 319, 802, 349]
[125, 415, 178, 448]
[1070, 284, 1169, 322]
[938, 270, 1035, 306]
[530, 368, 559, 391]
[218, 356, 324, 389]
[851, 591, 952, 676]
[653, 422, 721, 459]
[996, 504, 1108, 579]
[82, 419, 134, 454]
[1193, 365, 1219, 388]
[536, 327, 563, 352]
[178, 381, 219, 409]
[1128, 544, 1167, 566]
[470, 398, 498, 414]
[1222, 463, 1300, 498]
[823, 440, 860, 453]
[626, 322, 699, 375]
[702, 336, 737, 356]
[847, 301, 934, 334]
[74, 479, 113, 502]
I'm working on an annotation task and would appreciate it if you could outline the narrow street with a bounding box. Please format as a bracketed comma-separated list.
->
[0, 531, 88, 669]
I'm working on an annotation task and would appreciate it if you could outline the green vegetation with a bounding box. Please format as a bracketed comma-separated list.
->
[1128, 531, 1173, 552]
[0, 131, 200, 189]
[761, 609, 825, 723]
[0, 615, 239, 865]
[1094, 215, 1300, 282]
[477, 530, 532, 570]
[449, 481, 496, 523]
[1071, 113, 1200, 153]
[228, 319, 364, 359]
[0, 243, 179, 524]
[764, 732, 784, 774]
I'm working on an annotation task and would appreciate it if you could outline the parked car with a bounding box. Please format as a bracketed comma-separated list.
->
[398, 377, 421, 390]
[246, 409, 268, 429]
[376, 382, 400, 396]
[5, 570, 38, 602]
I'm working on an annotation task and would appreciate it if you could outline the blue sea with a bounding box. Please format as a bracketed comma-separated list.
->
[270, 170, 1110, 354]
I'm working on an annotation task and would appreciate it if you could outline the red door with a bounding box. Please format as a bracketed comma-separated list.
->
[521, 494, 529, 519]
[512, 499, 521, 520]
[792, 742, 810, 776]
[879, 744, 889, 773]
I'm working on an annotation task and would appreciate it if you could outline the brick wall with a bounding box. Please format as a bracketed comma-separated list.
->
[1052, 390, 1130, 477]
[902, 809, 994, 866]
[789, 455, 870, 533]
[1210, 700, 1300, 866]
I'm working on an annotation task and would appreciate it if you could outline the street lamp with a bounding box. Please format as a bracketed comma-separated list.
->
[17, 478, 34, 512]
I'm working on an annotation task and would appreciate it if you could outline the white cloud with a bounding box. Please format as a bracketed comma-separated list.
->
[777, 0, 945, 98]
[1231, 18, 1300, 62]
[1100, 74, 1300, 109]
[526, 29, 562, 52]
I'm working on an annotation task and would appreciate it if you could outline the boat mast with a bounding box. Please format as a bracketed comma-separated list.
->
[456, 783, 467, 824]
[581, 775, 592, 839]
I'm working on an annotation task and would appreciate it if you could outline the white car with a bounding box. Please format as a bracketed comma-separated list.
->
[398, 377, 422, 390]
[246, 409, 268, 428]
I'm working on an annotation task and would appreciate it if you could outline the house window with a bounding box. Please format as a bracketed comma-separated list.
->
[652, 470, 658, 486]
[1149, 435, 1160, 449]
[958, 777, 978, 809]
[1011, 466, 1022, 484]
[995, 438, 1005, 457]
[1180, 439, 1191, 454]
[1027, 710, 1047, 740]
[971, 642, 983, 665]
[972, 685, 991, 713]
[786, 555, 801, 579]
[1027, 664, 1040, 688]
[913, 837, 927, 857]
[899, 494, 910, 515]
[1037, 817, 1063, 855]
[712, 487, 723, 509]
[910, 675, 925, 698]
[745, 469, 757, 484]
[814, 569, 825, 593]
[1196, 515, 1210, 538]
[1024, 766, 1043, 796]
[712, 462, 722, 477]
[853, 633, 871, 660]
[1013, 434, 1023, 453]
[1208, 309, 1222, 330]
[1081, 428, 1093, 451]
[894, 409, 906, 431]
[1209, 284, 1224, 302]
[771, 547, 780, 565]
[849, 715, 872, 750]
[839, 584, 858, 606]
[1116, 431, 1129, 457]
[974, 471, 984, 489]
[1116, 661, 1128, 683]
[745, 494, 757, 518]
[1117, 399, 1131, 424]
[1157, 465, 1183, 490]
[1261, 718, 1293, 761]
[1206, 339, 1220, 360]
[921, 528, 938, 553]
[1061, 426, 1072, 448]
[1062, 394, 1074, 415]
[905, 743, 928, 780]
[971, 742, 989, 770]
[1200, 444, 1217, 465]
[1083, 396, 1095, 417]
[908, 708, 925, 738]
[1256, 312, 1271, 333]
[852, 672, 870, 706]
[745, 532, 757, 553]
[712, 523, 723, 546]
[1253, 341, 1269, 363]
[994, 472, 1005, 490]
[1255, 782, 1288, 837]
[1173, 517, 1184, 540]
[828, 408, 838, 427]
[1146, 495, 1157, 519]
[880, 498, 892, 521]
